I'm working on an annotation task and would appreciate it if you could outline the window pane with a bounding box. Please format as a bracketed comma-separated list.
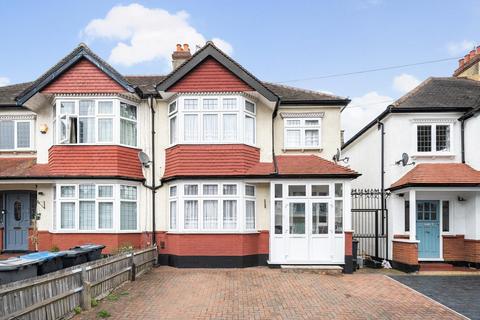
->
[245, 116, 255, 144]
[223, 200, 237, 229]
[98, 186, 113, 198]
[312, 185, 329, 196]
[184, 99, 198, 110]
[274, 184, 283, 198]
[289, 203, 305, 234]
[120, 202, 137, 230]
[223, 98, 237, 110]
[61, 202, 75, 229]
[245, 101, 255, 113]
[169, 186, 177, 197]
[223, 184, 237, 195]
[17, 122, 30, 148]
[79, 118, 95, 143]
[184, 200, 198, 229]
[169, 116, 177, 144]
[60, 101, 75, 114]
[98, 119, 113, 142]
[79, 201, 95, 230]
[223, 114, 237, 140]
[120, 103, 137, 120]
[99, 202, 113, 229]
[184, 184, 198, 195]
[335, 200, 343, 234]
[436, 125, 450, 152]
[286, 129, 301, 148]
[305, 129, 319, 147]
[0, 120, 14, 149]
[98, 101, 113, 114]
[442, 201, 450, 232]
[286, 120, 301, 127]
[274, 201, 283, 234]
[405, 200, 410, 232]
[184, 114, 198, 142]
[203, 99, 218, 110]
[79, 184, 95, 199]
[312, 203, 328, 234]
[246, 200, 255, 229]
[417, 125, 431, 152]
[169, 201, 177, 229]
[203, 114, 218, 141]
[168, 101, 177, 114]
[245, 185, 255, 196]
[120, 119, 137, 146]
[203, 200, 218, 229]
[305, 120, 319, 126]
[120, 185, 137, 200]
[335, 184, 343, 197]
[79, 101, 95, 116]
[203, 184, 218, 195]
[288, 185, 306, 196]
[61, 186, 75, 198]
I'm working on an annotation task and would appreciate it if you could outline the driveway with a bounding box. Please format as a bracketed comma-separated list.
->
[76, 267, 462, 320]
[391, 275, 480, 320]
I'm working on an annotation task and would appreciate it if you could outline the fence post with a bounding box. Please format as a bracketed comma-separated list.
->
[80, 266, 92, 311]
[129, 253, 136, 281]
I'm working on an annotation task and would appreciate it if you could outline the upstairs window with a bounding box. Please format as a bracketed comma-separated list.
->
[416, 123, 452, 153]
[284, 118, 321, 149]
[0, 119, 33, 150]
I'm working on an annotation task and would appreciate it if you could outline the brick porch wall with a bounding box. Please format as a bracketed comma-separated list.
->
[443, 235, 465, 261]
[392, 240, 418, 266]
[464, 239, 480, 264]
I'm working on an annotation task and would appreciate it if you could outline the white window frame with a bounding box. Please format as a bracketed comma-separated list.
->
[412, 119, 455, 157]
[0, 118, 35, 151]
[283, 118, 322, 150]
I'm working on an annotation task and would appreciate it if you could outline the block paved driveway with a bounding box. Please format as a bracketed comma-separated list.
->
[76, 267, 462, 320]
[391, 275, 480, 320]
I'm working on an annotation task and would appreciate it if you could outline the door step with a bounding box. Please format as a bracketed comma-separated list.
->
[280, 265, 343, 275]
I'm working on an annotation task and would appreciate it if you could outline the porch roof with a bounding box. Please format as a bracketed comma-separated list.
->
[389, 163, 480, 191]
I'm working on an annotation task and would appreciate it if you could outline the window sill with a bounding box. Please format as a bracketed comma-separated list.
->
[0, 150, 36, 154]
[167, 230, 260, 235]
[50, 230, 141, 234]
[282, 147, 323, 152]
[411, 153, 455, 159]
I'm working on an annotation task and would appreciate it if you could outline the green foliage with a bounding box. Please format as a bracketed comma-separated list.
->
[97, 310, 111, 318]
[114, 243, 134, 254]
[106, 293, 119, 301]
[91, 298, 99, 307]
[73, 306, 82, 315]
[50, 245, 60, 252]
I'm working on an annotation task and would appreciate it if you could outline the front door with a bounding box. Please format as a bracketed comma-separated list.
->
[416, 200, 440, 259]
[5, 193, 31, 251]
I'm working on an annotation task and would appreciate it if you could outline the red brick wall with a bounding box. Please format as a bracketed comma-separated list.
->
[42, 58, 126, 93]
[344, 231, 353, 256]
[443, 235, 465, 261]
[168, 57, 253, 92]
[393, 240, 418, 266]
[465, 239, 480, 263]
[156, 231, 269, 256]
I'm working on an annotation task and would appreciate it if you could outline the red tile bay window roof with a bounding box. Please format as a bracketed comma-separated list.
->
[0, 146, 144, 181]
[389, 163, 480, 191]
[163, 144, 359, 180]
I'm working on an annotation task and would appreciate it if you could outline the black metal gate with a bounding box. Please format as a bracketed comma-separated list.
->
[351, 189, 388, 260]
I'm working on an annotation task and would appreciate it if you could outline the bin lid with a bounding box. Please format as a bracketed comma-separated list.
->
[73, 244, 106, 251]
[0, 257, 40, 270]
[59, 249, 88, 257]
[21, 251, 66, 261]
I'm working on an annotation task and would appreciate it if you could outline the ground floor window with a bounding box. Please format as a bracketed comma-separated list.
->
[54, 183, 138, 232]
[168, 181, 256, 232]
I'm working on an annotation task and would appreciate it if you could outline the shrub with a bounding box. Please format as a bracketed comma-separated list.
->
[97, 310, 111, 318]
[73, 306, 82, 314]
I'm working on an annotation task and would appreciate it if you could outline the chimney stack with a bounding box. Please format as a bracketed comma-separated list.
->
[172, 43, 192, 69]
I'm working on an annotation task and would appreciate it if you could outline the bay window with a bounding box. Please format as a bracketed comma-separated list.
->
[169, 182, 256, 232]
[168, 95, 256, 145]
[0, 118, 33, 150]
[284, 118, 321, 149]
[55, 98, 137, 146]
[55, 184, 137, 232]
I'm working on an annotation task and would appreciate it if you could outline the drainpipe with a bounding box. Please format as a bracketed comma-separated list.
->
[377, 120, 387, 260]
[271, 98, 281, 174]
[461, 119, 465, 163]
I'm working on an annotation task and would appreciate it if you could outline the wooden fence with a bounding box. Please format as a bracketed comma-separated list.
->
[0, 246, 157, 320]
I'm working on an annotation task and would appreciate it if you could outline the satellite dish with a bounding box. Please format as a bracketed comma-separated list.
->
[395, 152, 415, 167]
[138, 151, 151, 168]
[332, 148, 349, 164]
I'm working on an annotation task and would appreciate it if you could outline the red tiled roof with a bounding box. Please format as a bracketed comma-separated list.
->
[163, 144, 359, 180]
[0, 158, 50, 177]
[390, 163, 480, 190]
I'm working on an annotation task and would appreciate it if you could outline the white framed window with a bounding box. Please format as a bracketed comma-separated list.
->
[0, 119, 34, 151]
[415, 123, 453, 153]
[120, 185, 138, 230]
[168, 95, 256, 146]
[55, 98, 137, 147]
[168, 181, 256, 232]
[284, 118, 321, 149]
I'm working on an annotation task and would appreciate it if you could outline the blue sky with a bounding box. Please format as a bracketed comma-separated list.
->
[1, 0, 479, 138]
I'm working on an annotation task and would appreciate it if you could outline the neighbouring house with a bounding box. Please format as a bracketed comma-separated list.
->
[0, 42, 359, 270]
[342, 47, 480, 272]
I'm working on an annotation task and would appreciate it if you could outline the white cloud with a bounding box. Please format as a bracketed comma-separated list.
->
[82, 3, 233, 67]
[341, 91, 393, 140]
[0, 77, 10, 87]
[393, 73, 421, 94]
[447, 40, 475, 56]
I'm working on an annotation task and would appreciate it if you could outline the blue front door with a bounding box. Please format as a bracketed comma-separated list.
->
[5, 193, 31, 251]
[416, 200, 440, 259]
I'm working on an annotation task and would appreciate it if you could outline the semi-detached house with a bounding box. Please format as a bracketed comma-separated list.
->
[0, 42, 359, 271]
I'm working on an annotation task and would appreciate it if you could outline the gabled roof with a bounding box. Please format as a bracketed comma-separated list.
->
[156, 42, 279, 102]
[389, 163, 480, 191]
[16, 43, 136, 105]
[263, 82, 350, 105]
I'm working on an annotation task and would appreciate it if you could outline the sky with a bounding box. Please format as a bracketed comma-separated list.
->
[1, 0, 479, 139]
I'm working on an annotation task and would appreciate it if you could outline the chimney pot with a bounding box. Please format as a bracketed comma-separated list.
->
[459, 58, 464, 67]
[172, 43, 192, 69]
[183, 43, 190, 52]
[476, 46, 480, 55]
[465, 54, 470, 63]
[470, 49, 476, 58]
[176, 44, 182, 52]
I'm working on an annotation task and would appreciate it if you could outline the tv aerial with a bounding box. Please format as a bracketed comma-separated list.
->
[138, 151, 152, 168]
[395, 152, 415, 167]
[332, 148, 349, 164]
